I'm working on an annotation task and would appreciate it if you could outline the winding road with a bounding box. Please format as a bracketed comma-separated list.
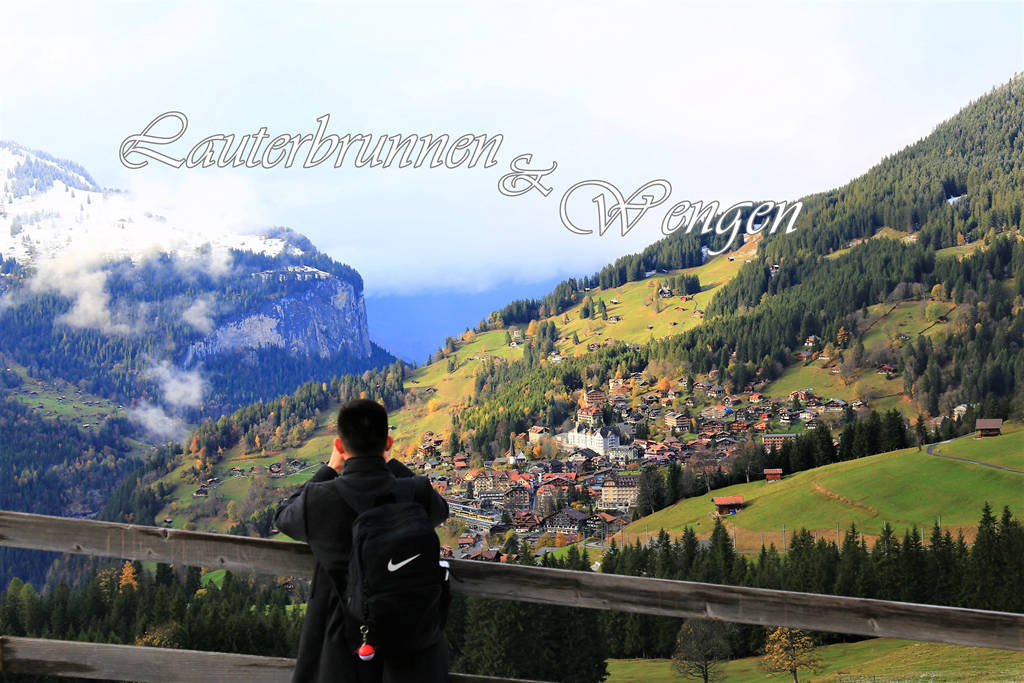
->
[926, 439, 1024, 474]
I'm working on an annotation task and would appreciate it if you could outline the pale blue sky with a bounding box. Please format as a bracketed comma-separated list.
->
[3, 1, 1022, 295]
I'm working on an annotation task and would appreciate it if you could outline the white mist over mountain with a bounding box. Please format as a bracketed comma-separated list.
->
[0, 142, 298, 267]
[0, 142, 377, 439]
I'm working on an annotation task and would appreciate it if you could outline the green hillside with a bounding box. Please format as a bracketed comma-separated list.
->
[761, 298, 955, 417]
[148, 78, 1024, 538]
[931, 422, 1024, 470]
[3, 355, 130, 424]
[387, 239, 755, 459]
[607, 637, 1024, 682]
[620, 426, 1023, 550]
[153, 244, 754, 530]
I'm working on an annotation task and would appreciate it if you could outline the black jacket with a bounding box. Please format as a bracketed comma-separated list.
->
[275, 457, 449, 682]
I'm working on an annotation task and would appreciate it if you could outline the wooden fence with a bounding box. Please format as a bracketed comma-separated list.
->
[1, 510, 1021, 681]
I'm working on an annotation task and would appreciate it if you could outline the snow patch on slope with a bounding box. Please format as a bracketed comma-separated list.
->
[0, 143, 302, 266]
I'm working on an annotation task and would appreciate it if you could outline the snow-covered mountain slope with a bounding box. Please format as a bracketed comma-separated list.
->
[0, 141, 301, 265]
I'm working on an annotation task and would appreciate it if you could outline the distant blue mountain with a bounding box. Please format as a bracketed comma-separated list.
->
[365, 276, 566, 363]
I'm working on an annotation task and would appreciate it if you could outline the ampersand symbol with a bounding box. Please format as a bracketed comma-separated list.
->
[498, 154, 558, 197]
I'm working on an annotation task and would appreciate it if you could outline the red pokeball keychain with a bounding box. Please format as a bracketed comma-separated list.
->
[358, 625, 375, 661]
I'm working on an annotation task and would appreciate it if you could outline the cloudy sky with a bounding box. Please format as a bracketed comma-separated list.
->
[2, 1, 1022, 296]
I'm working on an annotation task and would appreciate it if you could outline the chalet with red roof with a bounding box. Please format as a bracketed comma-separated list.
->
[577, 405, 604, 427]
[469, 548, 503, 562]
[712, 496, 744, 515]
[513, 510, 543, 533]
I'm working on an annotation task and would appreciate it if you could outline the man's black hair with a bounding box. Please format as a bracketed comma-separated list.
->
[336, 399, 389, 457]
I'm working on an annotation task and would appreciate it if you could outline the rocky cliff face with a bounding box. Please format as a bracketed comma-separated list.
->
[185, 275, 372, 364]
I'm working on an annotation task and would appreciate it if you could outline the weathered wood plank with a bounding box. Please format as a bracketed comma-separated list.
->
[2, 511, 1022, 651]
[0, 637, 542, 683]
[0, 510, 316, 576]
[451, 675, 546, 683]
[0, 636, 295, 682]
[449, 560, 1024, 651]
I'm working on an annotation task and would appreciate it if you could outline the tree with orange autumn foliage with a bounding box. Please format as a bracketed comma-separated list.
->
[761, 627, 821, 682]
[119, 560, 138, 590]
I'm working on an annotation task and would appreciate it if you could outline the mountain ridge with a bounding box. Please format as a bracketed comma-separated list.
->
[0, 142, 387, 422]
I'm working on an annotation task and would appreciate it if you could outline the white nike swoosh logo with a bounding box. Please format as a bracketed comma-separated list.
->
[387, 554, 421, 572]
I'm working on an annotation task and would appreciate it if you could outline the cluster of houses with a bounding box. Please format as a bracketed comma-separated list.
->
[431, 457, 636, 538]
[416, 374, 874, 556]
[428, 359, 1006, 563]
[192, 476, 221, 498]
[193, 458, 309, 497]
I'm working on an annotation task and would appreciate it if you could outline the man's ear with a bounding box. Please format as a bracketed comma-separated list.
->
[384, 435, 394, 452]
[334, 438, 345, 456]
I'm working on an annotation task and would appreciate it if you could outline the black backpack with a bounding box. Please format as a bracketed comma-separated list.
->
[342, 476, 449, 658]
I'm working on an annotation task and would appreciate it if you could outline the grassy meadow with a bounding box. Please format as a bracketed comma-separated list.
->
[607, 637, 1024, 682]
[619, 427, 1023, 550]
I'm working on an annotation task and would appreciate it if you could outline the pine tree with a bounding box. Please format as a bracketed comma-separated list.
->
[996, 506, 1024, 613]
[924, 523, 960, 606]
[872, 523, 902, 601]
[834, 523, 868, 597]
[963, 502, 1002, 610]
[700, 518, 735, 583]
[898, 527, 927, 603]
[813, 423, 836, 465]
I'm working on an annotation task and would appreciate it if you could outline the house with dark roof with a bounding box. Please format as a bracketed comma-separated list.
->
[543, 507, 588, 535]
[975, 418, 1003, 437]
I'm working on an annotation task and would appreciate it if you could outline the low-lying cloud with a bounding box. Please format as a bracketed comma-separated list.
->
[29, 254, 131, 335]
[143, 360, 205, 409]
[129, 402, 188, 441]
[181, 296, 216, 333]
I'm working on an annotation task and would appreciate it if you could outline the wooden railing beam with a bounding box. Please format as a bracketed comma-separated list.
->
[0, 637, 541, 683]
[1, 510, 1021, 652]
